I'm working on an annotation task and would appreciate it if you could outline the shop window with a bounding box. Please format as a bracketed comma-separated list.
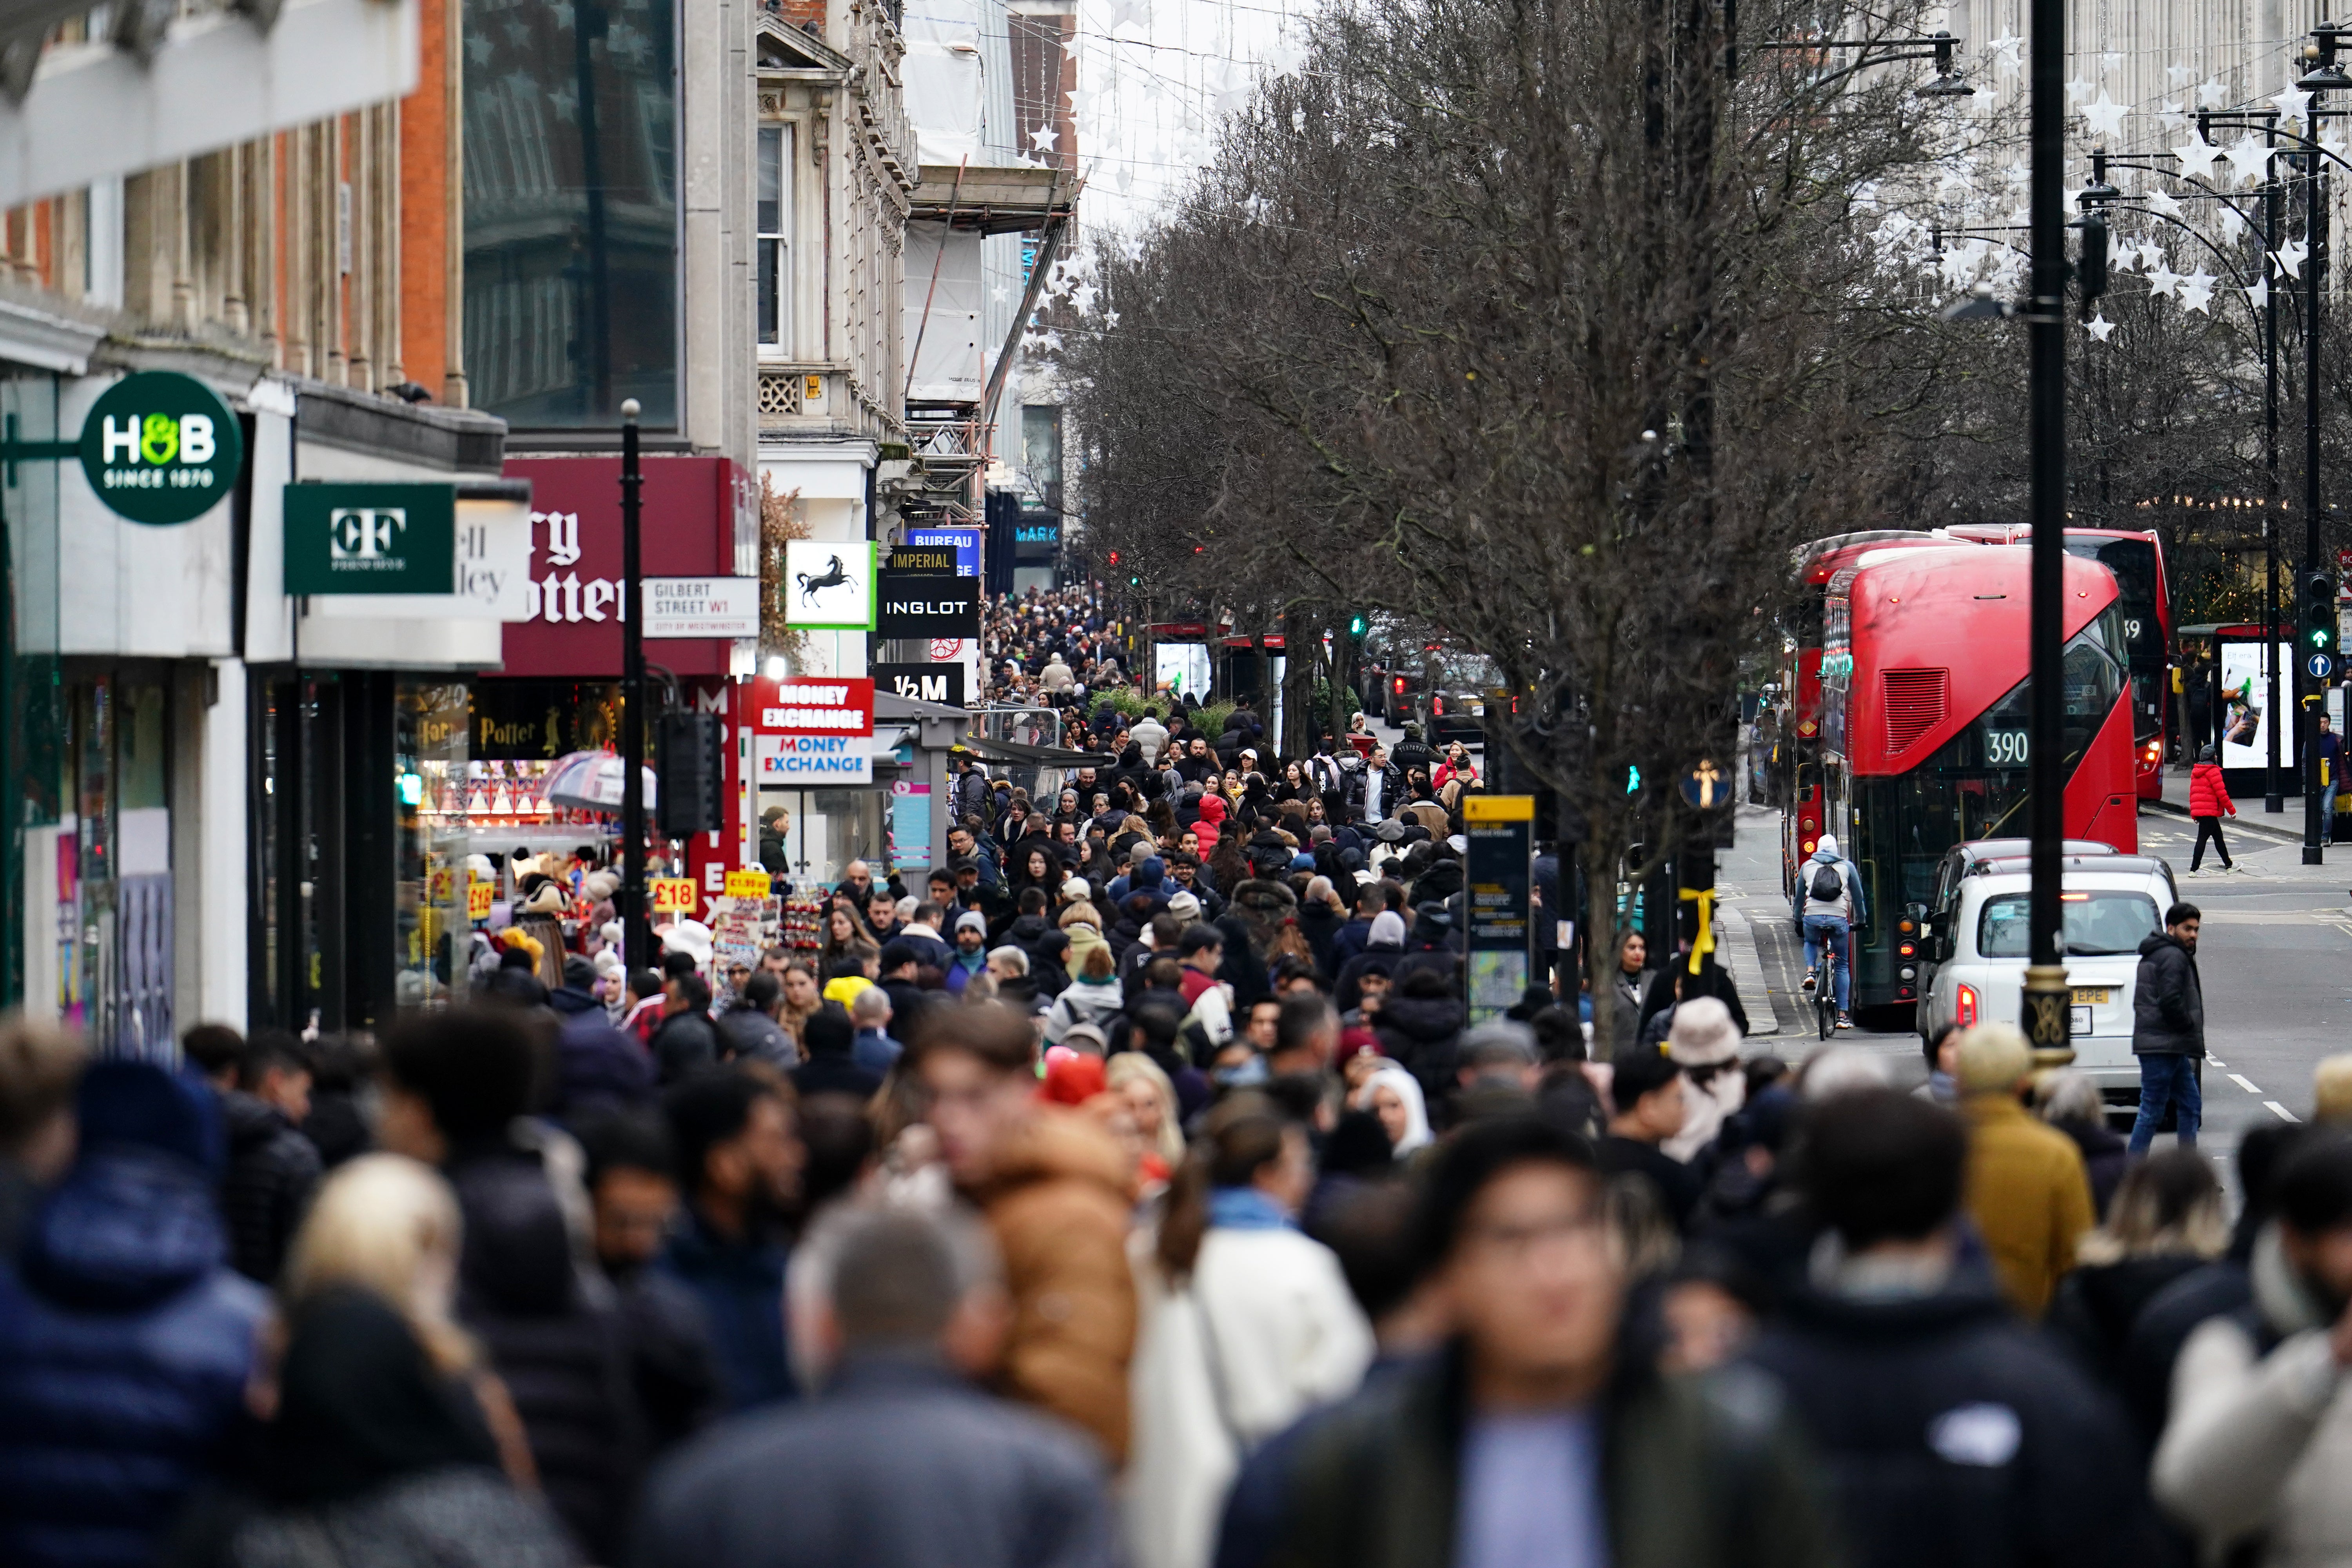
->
[397, 682, 473, 1006]
[462, 0, 680, 427]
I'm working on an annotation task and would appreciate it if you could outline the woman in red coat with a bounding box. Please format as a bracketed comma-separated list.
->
[2188, 743, 2236, 871]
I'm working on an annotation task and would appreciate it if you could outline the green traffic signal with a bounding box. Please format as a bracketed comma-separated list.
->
[1348, 615, 1367, 635]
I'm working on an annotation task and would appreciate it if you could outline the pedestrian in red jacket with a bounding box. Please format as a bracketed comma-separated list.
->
[2188, 744, 2236, 871]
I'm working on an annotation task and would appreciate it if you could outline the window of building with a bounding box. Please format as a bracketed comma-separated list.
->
[461, 0, 679, 428]
[759, 123, 792, 352]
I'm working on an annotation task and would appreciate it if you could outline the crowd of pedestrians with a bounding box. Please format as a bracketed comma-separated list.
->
[9, 596, 2352, 1565]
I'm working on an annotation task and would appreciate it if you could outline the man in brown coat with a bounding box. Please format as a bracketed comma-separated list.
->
[915, 1003, 1139, 1461]
[1955, 1024, 2095, 1319]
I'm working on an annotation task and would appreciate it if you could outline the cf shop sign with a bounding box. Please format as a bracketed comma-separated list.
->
[284, 483, 457, 594]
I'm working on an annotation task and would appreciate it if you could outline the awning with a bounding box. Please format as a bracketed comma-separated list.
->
[953, 735, 1118, 768]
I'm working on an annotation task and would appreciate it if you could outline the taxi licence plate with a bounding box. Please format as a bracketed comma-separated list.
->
[2073, 987, 2111, 1005]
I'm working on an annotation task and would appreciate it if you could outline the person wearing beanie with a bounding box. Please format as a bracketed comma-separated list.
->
[1060, 874, 1095, 911]
[945, 910, 992, 996]
[1954, 1024, 2095, 1319]
[0, 1060, 269, 1568]
[1663, 996, 1745, 1163]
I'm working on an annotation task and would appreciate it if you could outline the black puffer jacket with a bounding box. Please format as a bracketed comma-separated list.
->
[1746, 1276, 2149, 1568]
[1374, 989, 1465, 1112]
[449, 1146, 642, 1565]
[218, 1091, 322, 1285]
[2132, 932, 2204, 1057]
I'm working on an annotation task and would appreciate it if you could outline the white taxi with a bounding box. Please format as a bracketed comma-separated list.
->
[1915, 850, 2180, 1101]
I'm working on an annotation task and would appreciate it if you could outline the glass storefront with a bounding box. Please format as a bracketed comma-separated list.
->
[2, 368, 64, 1014]
[463, 0, 680, 427]
[396, 682, 472, 1008]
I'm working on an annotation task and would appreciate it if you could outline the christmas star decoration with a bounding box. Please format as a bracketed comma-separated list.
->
[2246, 276, 2270, 309]
[2146, 262, 2183, 298]
[2198, 77, 2230, 108]
[2081, 91, 2129, 139]
[2179, 270, 2217, 312]
[2276, 238, 2309, 278]
[1029, 123, 1060, 152]
[2273, 83, 2314, 124]
[2224, 136, 2276, 187]
[2171, 135, 2225, 182]
[2145, 186, 2185, 219]
[2087, 314, 2116, 341]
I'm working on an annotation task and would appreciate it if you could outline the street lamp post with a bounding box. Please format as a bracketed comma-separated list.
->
[2021, 0, 2072, 1063]
[619, 397, 649, 970]
[2303, 68, 2336, 860]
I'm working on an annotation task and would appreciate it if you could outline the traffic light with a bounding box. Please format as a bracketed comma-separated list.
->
[1348, 615, 1367, 635]
[2305, 571, 2337, 657]
[655, 712, 726, 838]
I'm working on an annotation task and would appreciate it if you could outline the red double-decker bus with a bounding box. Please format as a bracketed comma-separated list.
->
[1812, 543, 2138, 1018]
[1776, 532, 1945, 890]
[1946, 525, 2172, 799]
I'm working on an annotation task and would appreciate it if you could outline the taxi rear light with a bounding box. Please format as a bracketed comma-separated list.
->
[1393, 677, 1406, 693]
[1955, 984, 1979, 1027]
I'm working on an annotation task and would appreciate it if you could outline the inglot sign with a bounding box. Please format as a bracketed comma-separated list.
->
[875, 571, 980, 637]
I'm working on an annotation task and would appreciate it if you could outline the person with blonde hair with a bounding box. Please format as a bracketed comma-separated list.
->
[2047, 1148, 2228, 1397]
[281, 1152, 474, 1371]
[2314, 1051, 2352, 1123]
[1107, 1051, 1185, 1178]
[181, 1153, 572, 1568]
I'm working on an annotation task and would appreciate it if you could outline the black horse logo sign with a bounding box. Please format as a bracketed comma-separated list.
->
[796, 554, 853, 606]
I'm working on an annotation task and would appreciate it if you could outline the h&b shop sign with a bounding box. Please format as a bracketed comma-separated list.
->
[78, 371, 245, 526]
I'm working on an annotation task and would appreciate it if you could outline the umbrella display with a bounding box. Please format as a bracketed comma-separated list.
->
[541, 750, 658, 812]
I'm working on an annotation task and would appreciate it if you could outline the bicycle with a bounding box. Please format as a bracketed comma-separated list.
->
[1816, 937, 1840, 1042]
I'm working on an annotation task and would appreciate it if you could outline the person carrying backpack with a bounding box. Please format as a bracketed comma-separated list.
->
[1796, 832, 1866, 1030]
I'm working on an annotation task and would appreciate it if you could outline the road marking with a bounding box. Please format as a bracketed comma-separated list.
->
[2229, 1073, 2263, 1093]
[2267, 1102, 2301, 1122]
[2211, 1058, 2226, 1067]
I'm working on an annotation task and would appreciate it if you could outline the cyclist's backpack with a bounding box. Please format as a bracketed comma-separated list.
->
[1809, 862, 1844, 904]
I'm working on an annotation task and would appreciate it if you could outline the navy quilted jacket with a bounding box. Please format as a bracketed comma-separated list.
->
[0, 1144, 268, 1568]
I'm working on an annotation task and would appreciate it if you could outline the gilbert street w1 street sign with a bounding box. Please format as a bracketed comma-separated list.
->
[78, 371, 244, 525]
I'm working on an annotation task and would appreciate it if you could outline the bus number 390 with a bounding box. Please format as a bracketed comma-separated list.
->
[1984, 729, 2030, 765]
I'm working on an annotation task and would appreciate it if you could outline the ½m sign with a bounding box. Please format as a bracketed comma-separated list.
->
[78, 370, 245, 526]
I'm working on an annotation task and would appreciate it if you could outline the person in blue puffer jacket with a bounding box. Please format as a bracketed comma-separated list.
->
[0, 1058, 269, 1568]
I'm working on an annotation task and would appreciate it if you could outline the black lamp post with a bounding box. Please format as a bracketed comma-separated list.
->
[619, 397, 648, 970]
[2020, 0, 2072, 1063]
[2299, 29, 2345, 861]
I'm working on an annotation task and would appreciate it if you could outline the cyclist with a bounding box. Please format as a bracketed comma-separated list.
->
[1796, 831, 1865, 1031]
